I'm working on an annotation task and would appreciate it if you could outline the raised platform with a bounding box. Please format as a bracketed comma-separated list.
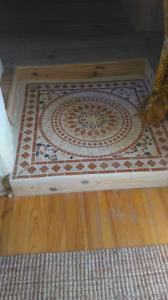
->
[9, 60, 168, 196]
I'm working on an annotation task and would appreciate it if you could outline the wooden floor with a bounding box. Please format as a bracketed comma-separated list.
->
[0, 188, 168, 256]
[0, 0, 132, 38]
[0, 0, 163, 71]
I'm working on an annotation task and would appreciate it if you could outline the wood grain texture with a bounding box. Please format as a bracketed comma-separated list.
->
[0, 0, 132, 37]
[15, 59, 146, 81]
[0, 188, 168, 256]
[0, 0, 163, 72]
[121, 0, 163, 31]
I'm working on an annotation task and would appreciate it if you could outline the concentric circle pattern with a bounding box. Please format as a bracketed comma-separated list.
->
[40, 91, 143, 157]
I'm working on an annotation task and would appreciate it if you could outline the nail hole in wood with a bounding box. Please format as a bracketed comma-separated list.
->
[32, 72, 38, 76]
[91, 71, 98, 77]
[49, 187, 57, 192]
[81, 180, 89, 185]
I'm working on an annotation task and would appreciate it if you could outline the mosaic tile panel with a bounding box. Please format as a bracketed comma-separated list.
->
[13, 79, 168, 179]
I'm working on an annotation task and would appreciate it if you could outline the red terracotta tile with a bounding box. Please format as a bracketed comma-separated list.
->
[65, 172, 81, 175]
[24, 129, 33, 135]
[98, 170, 115, 174]
[32, 142, 37, 152]
[48, 173, 64, 176]
[21, 152, 30, 159]
[20, 161, 29, 168]
[23, 144, 31, 151]
[116, 169, 132, 173]
[17, 175, 30, 179]
[87, 163, 97, 170]
[30, 174, 46, 178]
[159, 159, 167, 166]
[133, 168, 151, 172]
[76, 163, 85, 170]
[135, 161, 144, 167]
[100, 162, 108, 169]
[23, 137, 31, 143]
[147, 160, 156, 167]
[112, 162, 120, 168]
[64, 164, 73, 171]
[52, 165, 61, 172]
[162, 145, 168, 151]
[123, 161, 132, 168]
[150, 167, 167, 172]
[39, 166, 49, 173]
[27, 166, 36, 174]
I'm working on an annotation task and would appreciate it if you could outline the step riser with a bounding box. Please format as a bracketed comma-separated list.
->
[11, 171, 168, 196]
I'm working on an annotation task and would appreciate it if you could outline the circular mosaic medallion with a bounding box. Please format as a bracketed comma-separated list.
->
[40, 91, 143, 157]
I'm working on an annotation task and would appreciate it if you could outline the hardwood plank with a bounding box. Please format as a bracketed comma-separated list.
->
[0, 1, 132, 36]
[65, 192, 86, 251]
[46, 194, 66, 252]
[0, 188, 168, 256]
[0, 198, 13, 255]
[15, 59, 146, 81]
[83, 192, 104, 250]
[0, 32, 162, 76]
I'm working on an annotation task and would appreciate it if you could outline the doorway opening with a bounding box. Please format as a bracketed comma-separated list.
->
[0, 0, 166, 196]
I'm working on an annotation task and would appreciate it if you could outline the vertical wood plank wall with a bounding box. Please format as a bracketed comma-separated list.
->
[121, 0, 163, 31]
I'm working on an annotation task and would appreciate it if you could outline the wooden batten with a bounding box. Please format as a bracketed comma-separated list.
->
[15, 59, 146, 81]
